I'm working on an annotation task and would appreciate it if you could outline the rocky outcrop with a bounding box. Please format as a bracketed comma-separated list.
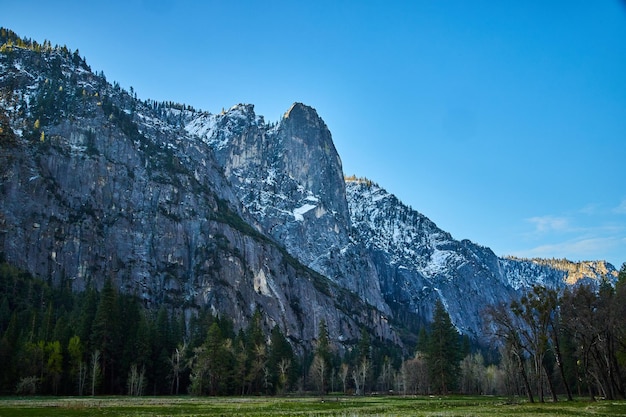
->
[186, 102, 388, 310]
[0, 43, 396, 350]
[0, 32, 617, 348]
[346, 179, 618, 338]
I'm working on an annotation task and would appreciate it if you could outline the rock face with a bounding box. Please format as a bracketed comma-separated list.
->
[345, 179, 618, 338]
[0, 32, 618, 347]
[0, 42, 396, 350]
[186, 102, 388, 310]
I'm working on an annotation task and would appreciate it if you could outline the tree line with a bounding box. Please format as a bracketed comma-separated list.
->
[0, 27, 86, 67]
[1, 260, 624, 398]
[485, 265, 626, 402]
[0, 262, 403, 396]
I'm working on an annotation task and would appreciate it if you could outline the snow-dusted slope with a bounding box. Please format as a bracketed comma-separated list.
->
[2, 30, 617, 347]
[183, 103, 388, 310]
[179, 103, 619, 340]
[346, 179, 618, 338]
[0, 42, 398, 349]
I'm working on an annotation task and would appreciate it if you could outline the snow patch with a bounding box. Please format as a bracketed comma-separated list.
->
[422, 249, 455, 277]
[185, 113, 217, 140]
[293, 204, 316, 221]
[265, 168, 277, 185]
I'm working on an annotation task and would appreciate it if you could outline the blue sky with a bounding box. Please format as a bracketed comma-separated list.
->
[3, 1, 626, 267]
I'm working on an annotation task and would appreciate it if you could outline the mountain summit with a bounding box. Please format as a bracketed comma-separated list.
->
[0, 29, 617, 349]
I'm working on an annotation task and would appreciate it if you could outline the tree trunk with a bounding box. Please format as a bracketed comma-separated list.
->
[516, 352, 534, 403]
[550, 323, 573, 401]
[542, 363, 557, 402]
[535, 355, 544, 403]
[583, 348, 595, 401]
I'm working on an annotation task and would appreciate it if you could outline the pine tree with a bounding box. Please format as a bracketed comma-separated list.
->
[268, 325, 294, 393]
[426, 299, 461, 394]
[0, 313, 20, 391]
[316, 319, 331, 364]
[91, 278, 120, 393]
[151, 305, 172, 394]
[77, 287, 98, 352]
[310, 319, 331, 394]
[356, 327, 370, 362]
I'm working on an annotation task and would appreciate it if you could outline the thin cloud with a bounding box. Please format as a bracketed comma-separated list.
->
[526, 215, 570, 234]
[613, 199, 626, 215]
[516, 209, 626, 264]
[513, 237, 622, 262]
[580, 203, 601, 215]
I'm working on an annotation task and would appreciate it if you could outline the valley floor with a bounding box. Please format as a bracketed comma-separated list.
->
[1, 395, 626, 416]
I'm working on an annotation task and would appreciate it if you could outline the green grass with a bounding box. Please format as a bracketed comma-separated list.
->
[1, 395, 625, 417]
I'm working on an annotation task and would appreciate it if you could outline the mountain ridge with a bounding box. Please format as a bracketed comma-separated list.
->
[0, 34, 397, 350]
[0, 28, 618, 348]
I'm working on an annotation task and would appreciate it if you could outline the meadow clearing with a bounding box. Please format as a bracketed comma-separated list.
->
[1, 395, 626, 417]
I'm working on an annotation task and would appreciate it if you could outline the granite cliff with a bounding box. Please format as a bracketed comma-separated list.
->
[0, 30, 617, 348]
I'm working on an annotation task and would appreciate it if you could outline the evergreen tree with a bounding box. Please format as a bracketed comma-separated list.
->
[91, 278, 121, 393]
[316, 319, 331, 364]
[151, 305, 172, 394]
[207, 321, 235, 394]
[77, 287, 98, 353]
[310, 319, 331, 394]
[426, 299, 461, 394]
[416, 326, 429, 353]
[267, 325, 294, 393]
[244, 310, 266, 394]
[0, 313, 20, 392]
[356, 327, 370, 362]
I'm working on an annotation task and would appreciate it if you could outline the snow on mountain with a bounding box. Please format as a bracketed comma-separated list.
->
[178, 103, 619, 340]
[0, 42, 398, 349]
[1, 30, 617, 348]
[345, 178, 618, 338]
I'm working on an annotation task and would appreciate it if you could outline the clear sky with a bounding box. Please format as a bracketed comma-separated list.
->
[3, 1, 626, 267]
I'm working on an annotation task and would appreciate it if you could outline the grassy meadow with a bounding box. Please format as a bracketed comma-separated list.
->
[1, 395, 626, 417]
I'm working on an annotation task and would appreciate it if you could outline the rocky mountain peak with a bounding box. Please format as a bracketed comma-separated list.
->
[224, 103, 257, 121]
[345, 179, 619, 338]
[0, 36, 401, 350]
[284, 102, 321, 122]
[276, 103, 343, 202]
[1, 28, 618, 350]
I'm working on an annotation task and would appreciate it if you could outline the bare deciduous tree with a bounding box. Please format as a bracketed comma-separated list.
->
[169, 343, 187, 395]
[352, 358, 370, 396]
[484, 303, 534, 403]
[310, 354, 327, 395]
[339, 363, 349, 394]
[400, 352, 429, 395]
[127, 363, 146, 396]
[277, 358, 291, 394]
[90, 350, 101, 396]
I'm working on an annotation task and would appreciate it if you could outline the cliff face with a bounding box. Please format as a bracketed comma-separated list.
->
[345, 180, 618, 338]
[0, 34, 618, 347]
[185, 102, 388, 310]
[0, 44, 396, 350]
